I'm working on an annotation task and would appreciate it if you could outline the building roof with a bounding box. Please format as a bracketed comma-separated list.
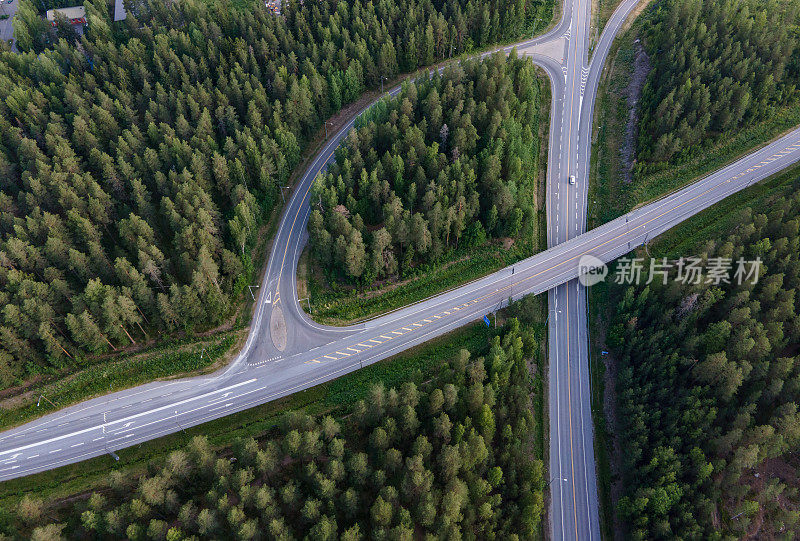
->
[45, 5, 86, 22]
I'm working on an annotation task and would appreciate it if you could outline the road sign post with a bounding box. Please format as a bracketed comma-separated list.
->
[248, 284, 259, 301]
[37, 394, 56, 408]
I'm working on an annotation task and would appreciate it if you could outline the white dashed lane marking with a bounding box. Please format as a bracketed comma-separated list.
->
[248, 355, 283, 367]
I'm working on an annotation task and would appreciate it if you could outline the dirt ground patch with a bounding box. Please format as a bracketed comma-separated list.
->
[620, 39, 651, 183]
[735, 456, 800, 539]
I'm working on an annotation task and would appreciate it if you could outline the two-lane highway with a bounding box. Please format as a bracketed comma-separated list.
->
[520, 0, 644, 538]
[543, 0, 597, 535]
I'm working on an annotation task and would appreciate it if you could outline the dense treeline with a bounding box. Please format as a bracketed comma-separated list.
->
[0, 0, 553, 388]
[608, 182, 800, 538]
[308, 53, 542, 284]
[637, 0, 800, 165]
[1, 320, 544, 540]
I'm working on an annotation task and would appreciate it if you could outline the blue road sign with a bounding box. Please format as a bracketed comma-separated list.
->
[483, 315, 491, 327]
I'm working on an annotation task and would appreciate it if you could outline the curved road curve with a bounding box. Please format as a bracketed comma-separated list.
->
[0, 6, 579, 481]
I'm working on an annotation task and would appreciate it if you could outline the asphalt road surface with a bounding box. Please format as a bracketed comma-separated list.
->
[2, 7, 800, 541]
[0, 22, 579, 481]
[0, 0, 19, 49]
[519, 0, 645, 539]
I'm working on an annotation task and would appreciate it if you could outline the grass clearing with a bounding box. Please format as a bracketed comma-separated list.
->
[587, 20, 639, 230]
[587, 278, 616, 541]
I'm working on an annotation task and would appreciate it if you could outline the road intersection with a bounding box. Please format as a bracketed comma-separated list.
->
[3, 3, 800, 540]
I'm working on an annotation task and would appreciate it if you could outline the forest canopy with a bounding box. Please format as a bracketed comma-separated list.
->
[637, 0, 800, 165]
[307, 53, 543, 285]
[608, 176, 800, 538]
[0, 0, 553, 387]
[0, 320, 545, 540]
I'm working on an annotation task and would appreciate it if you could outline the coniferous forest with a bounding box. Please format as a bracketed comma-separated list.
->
[308, 53, 543, 284]
[608, 178, 800, 538]
[0, 0, 553, 388]
[0, 320, 544, 540]
[637, 0, 800, 165]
